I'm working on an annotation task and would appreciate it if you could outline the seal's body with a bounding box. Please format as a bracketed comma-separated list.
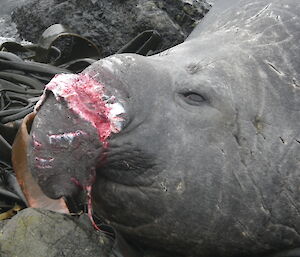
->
[29, 0, 300, 256]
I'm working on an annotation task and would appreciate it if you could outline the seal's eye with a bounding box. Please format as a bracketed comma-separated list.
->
[180, 92, 207, 106]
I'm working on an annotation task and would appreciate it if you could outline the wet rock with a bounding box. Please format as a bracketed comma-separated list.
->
[0, 15, 21, 44]
[11, 0, 211, 57]
[0, 208, 113, 257]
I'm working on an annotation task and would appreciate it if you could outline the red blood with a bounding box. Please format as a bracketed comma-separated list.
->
[71, 177, 102, 231]
[86, 185, 101, 230]
[35, 73, 115, 145]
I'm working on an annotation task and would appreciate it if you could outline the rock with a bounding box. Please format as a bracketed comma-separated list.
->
[0, 0, 29, 15]
[0, 15, 21, 44]
[0, 220, 8, 231]
[0, 208, 113, 257]
[11, 0, 211, 57]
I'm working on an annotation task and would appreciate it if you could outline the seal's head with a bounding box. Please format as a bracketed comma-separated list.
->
[29, 0, 300, 256]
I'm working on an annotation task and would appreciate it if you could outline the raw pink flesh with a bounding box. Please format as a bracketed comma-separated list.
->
[35, 73, 118, 144]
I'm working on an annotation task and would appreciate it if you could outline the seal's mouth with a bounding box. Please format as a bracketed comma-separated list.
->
[92, 135, 163, 191]
[99, 167, 153, 187]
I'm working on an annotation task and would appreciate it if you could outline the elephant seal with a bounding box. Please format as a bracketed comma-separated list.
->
[28, 0, 300, 256]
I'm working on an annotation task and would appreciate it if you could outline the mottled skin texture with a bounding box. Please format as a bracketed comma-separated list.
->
[28, 95, 102, 198]
[28, 0, 300, 256]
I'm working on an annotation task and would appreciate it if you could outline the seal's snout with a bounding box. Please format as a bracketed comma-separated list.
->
[28, 71, 128, 199]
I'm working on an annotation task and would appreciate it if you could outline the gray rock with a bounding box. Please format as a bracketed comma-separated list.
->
[0, 208, 113, 257]
[0, 0, 29, 15]
[0, 220, 8, 231]
[11, 0, 211, 57]
[0, 15, 21, 43]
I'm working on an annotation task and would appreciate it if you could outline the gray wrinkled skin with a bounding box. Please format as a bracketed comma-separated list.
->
[28, 0, 300, 256]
